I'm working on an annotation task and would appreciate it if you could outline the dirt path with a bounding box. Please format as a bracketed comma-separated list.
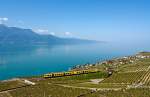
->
[90, 79, 104, 84]
[56, 84, 122, 91]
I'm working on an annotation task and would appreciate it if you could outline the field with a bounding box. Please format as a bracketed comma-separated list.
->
[101, 71, 145, 84]
[0, 80, 26, 92]
[1, 52, 150, 97]
[9, 83, 90, 97]
[118, 59, 150, 73]
[84, 88, 150, 97]
[65, 71, 146, 89]
[69, 82, 127, 89]
[138, 69, 150, 86]
[0, 72, 107, 97]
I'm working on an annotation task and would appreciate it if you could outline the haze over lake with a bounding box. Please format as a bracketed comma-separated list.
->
[0, 43, 149, 80]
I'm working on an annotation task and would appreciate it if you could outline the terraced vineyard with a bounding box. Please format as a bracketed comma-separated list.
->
[1, 52, 150, 97]
[101, 71, 145, 84]
[119, 64, 149, 73]
[138, 68, 150, 86]
[117, 59, 150, 73]
[0, 72, 107, 97]
[84, 88, 150, 97]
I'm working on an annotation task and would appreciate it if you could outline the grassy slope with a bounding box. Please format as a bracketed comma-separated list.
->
[10, 84, 90, 97]
[85, 88, 150, 97]
[0, 80, 26, 92]
[1, 52, 150, 97]
[7, 72, 107, 97]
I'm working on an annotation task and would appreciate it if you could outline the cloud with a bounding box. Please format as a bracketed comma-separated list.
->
[0, 17, 8, 21]
[33, 28, 56, 36]
[36, 29, 49, 33]
[49, 32, 55, 36]
[64, 32, 72, 36]
[63, 32, 74, 37]
[0, 17, 8, 24]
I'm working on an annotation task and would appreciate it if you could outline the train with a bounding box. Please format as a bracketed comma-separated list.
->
[43, 70, 100, 78]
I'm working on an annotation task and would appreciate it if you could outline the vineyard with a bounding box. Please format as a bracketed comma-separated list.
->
[84, 88, 150, 97]
[118, 64, 149, 73]
[46, 72, 108, 84]
[61, 70, 149, 89]
[117, 59, 150, 73]
[70, 82, 127, 89]
[138, 68, 150, 86]
[101, 71, 145, 84]
[0, 80, 26, 92]
[9, 83, 91, 97]
[1, 52, 150, 97]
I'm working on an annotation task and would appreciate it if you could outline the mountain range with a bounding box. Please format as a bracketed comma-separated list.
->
[0, 24, 99, 45]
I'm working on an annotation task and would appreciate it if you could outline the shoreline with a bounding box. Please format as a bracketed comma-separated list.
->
[0, 51, 149, 82]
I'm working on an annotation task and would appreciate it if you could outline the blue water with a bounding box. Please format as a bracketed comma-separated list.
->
[0, 43, 149, 80]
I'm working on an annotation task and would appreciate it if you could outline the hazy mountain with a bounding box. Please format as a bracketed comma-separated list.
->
[0, 24, 99, 45]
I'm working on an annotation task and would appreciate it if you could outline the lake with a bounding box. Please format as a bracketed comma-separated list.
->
[0, 43, 149, 80]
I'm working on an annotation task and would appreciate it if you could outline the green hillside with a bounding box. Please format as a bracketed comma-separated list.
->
[1, 52, 150, 97]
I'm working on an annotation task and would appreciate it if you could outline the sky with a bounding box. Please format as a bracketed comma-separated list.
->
[0, 0, 150, 44]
